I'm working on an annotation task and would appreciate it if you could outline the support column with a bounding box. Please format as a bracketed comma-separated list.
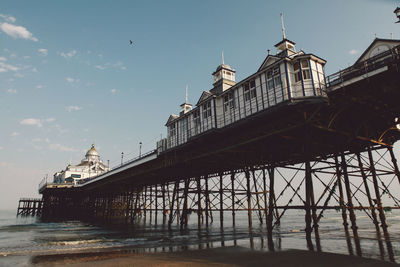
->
[341, 153, 362, 257]
[205, 176, 210, 227]
[155, 184, 158, 225]
[304, 160, 315, 251]
[267, 167, 275, 251]
[368, 148, 395, 262]
[335, 155, 354, 256]
[252, 169, 263, 224]
[180, 179, 190, 230]
[197, 176, 202, 228]
[168, 181, 179, 229]
[245, 169, 253, 228]
[231, 172, 236, 228]
[162, 183, 166, 225]
[219, 173, 224, 229]
[388, 146, 400, 185]
[262, 168, 268, 225]
[356, 153, 385, 260]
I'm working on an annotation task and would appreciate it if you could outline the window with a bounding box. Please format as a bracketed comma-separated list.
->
[273, 67, 282, 86]
[223, 92, 234, 112]
[170, 123, 176, 136]
[193, 109, 200, 134]
[180, 118, 187, 136]
[203, 101, 212, 118]
[294, 61, 301, 82]
[244, 80, 256, 101]
[301, 60, 311, 80]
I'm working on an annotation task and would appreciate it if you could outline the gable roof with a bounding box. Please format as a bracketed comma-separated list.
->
[196, 90, 214, 106]
[258, 55, 282, 72]
[355, 38, 400, 64]
[165, 114, 179, 126]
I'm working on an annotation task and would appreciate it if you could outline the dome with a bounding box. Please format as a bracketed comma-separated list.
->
[215, 64, 233, 72]
[85, 144, 99, 158]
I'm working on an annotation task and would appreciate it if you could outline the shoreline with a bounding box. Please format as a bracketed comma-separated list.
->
[30, 246, 399, 267]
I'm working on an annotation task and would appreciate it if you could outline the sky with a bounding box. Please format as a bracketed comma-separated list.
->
[0, 0, 399, 210]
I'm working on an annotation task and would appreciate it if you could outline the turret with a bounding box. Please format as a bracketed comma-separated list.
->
[211, 52, 236, 94]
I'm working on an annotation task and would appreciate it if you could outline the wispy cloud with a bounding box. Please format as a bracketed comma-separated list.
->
[20, 118, 55, 127]
[49, 143, 77, 152]
[66, 77, 75, 83]
[10, 132, 19, 137]
[95, 61, 127, 71]
[0, 14, 16, 23]
[110, 88, 117, 94]
[60, 50, 77, 58]
[38, 48, 48, 56]
[0, 22, 38, 41]
[0, 56, 6, 61]
[66, 105, 82, 112]
[0, 62, 19, 73]
[349, 49, 359, 55]
[36, 84, 43, 89]
[7, 88, 17, 94]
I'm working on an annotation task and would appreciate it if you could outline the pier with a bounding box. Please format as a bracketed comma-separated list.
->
[17, 198, 43, 216]
[34, 39, 400, 261]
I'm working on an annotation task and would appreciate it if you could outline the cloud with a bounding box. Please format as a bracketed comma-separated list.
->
[0, 62, 19, 72]
[49, 143, 77, 152]
[349, 49, 359, 55]
[20, 118, 55, 127]
[110, 88, 117, 94]
[0, 22, 38, 41]
[0, 14, 16, 23]
[20, 118, 42, 127]
[0, 57, 6, 61]
[32, 138, 41, 142]
[0, 146, 3, 150]
[60, 50, 77, 58]
[38, 48, 48, 56]
[10, 132, 19, 137]
[66, 105, 82, 112]
[36, 84, 43, 89]
[66, 77, 75, 83]
[95, 65, 106, 70]
[7, 88, 17, 94]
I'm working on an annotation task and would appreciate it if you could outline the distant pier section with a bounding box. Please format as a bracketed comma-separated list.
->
[17, 198, 43, 216]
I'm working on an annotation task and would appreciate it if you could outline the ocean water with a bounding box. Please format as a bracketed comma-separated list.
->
[0, 209, 400, 266]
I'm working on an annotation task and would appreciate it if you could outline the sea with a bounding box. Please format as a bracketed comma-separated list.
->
[1, 208, 400, 266]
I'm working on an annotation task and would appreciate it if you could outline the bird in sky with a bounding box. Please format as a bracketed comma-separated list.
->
[130, 40, 133, 45]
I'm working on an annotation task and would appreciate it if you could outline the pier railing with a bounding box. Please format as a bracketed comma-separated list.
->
[326, 44, 400, 89]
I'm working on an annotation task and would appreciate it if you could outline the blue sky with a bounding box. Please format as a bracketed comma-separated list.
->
[0, 0, 399, 209]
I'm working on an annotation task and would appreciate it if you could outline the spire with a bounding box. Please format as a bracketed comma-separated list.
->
[185, 84, 188, 104]
[222, 50, 225, 65]
[280, 13, 286, 39]
[180, 84, 192, 114]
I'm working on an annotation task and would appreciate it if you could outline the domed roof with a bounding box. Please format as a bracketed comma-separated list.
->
[215, 64, 233, 72]
[85, 144, 99, 158]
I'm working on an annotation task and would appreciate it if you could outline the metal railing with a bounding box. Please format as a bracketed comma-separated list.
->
[326, 45, 400, 89]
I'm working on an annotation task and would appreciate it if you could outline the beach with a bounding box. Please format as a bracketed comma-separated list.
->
[31, 247, 399, 267]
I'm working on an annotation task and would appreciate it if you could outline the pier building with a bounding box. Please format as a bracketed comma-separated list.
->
[158, 38, 326, 152]
[53, 144, 110, 185]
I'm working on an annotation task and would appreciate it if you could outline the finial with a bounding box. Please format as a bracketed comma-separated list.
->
[267, 49, 271, 55]
[185, 84, 188, 104]
[280, 13, 286, 39]
[222, 50, 225, 65]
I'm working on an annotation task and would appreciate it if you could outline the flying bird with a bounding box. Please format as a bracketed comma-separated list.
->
[130, 40, 133, 45]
